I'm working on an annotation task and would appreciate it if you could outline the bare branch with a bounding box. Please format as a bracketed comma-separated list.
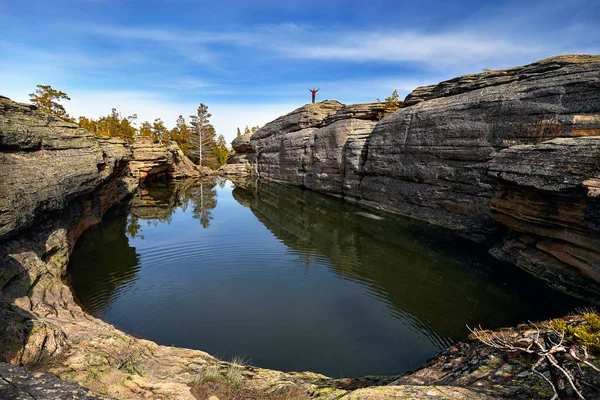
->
[546, 353, 585, 400]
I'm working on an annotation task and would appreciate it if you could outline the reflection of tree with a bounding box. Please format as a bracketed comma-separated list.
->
[189, 182, 218, 228]
[127, 178, 219, 237]
[126, 214, 144, 239]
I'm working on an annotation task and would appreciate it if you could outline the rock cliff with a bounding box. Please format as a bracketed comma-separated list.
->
[250, 55, 600, 302]
[0, 96, 205, 241]
[488, 136, 600, 303]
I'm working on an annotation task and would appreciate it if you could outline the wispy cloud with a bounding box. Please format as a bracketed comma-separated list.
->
[277, 31, 540, 65]
[77, 23, 251, 45]
[151, 78, 215, 90]
[71, 21, 588, 71]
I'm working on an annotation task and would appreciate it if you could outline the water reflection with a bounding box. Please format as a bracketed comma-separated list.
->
[70, 179, 220, 314]
[233, 180, 584, 343]
[128, 179, 220, 237]
[68, 206, 141, 316]
[67, 178, 586, 377]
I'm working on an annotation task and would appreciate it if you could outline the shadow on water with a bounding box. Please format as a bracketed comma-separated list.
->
[67, 178, 588, 378]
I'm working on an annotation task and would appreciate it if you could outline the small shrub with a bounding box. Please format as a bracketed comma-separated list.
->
[550, 318, 567, 332]
[376, 90, 402, 120]
[227, 356, 248, 389]
[195, 363, 221, 384]
[567, 313, 600, 354]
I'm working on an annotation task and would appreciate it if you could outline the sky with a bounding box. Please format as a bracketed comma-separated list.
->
[1, 0, 599, 144]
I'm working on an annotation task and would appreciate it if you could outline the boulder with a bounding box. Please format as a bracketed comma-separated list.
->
[231, 132, 253, 153]
[225, 132, 256, 176]
[129, 140, 203, 182]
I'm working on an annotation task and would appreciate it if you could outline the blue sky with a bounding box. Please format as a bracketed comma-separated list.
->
[1, 0, 599, 144]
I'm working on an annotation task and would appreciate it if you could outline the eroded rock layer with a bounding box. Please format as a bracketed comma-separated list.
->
[250, 55, 600, 300]
[251, 101, 383, 192]
[488, 137, 600, 303]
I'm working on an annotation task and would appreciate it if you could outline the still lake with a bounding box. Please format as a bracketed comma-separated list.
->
[67, 178, 584, 378]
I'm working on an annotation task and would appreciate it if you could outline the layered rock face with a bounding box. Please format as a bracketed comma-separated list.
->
[251, 101, 385, 192]
[0, 96, 204, 241]
[488, 137, 600, 303]
[362, 55, 600, 240]
[251, 55, 600, 301]
[130, 139, 208, 182]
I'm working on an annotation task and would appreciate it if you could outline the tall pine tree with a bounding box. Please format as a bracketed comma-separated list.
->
[189, 103, 217, 167]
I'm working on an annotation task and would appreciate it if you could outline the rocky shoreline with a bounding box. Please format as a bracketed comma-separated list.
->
[1, 55, 600, 399]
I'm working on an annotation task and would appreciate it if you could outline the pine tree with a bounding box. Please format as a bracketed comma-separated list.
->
[214, 134, 229, 167]
[237, 127, 242, 137]
[189, 103, 217, 167]
[169, 115, 192, 150]
[29, 84, 72, 120]
[139, 122, 153, 138]
[93, 109, 137, 142]
[152, 118, 167, 143]
[78, 116, 97, 133]
[96, 108, 120, 137]
[244, 125, 251, 135]
[119, 114, 137, 143]
[376, 89, 402, 120]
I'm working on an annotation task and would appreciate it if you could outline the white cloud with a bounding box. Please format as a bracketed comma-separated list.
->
[71, 22, 568, 70]
[280, 31, 540, 65]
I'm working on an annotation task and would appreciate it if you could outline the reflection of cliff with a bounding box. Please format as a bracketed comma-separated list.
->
[68, 206, 140, 316]
[233, 180, 583, 342]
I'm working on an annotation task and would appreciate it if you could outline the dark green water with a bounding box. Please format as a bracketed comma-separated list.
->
[67, 178, 585, 378]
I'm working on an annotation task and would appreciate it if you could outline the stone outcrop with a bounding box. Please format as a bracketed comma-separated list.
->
[251, 101, 384, 191]
[250, 55, 600, 301]
[231, 132, 254, 154]
[0, 362, 112, 399]
[220, 132, 256, 175]
[130, 139, 208, 182]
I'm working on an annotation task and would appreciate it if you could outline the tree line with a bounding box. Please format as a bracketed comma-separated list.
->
[29, 84, 229, 169]
[236, 125, 260, 136]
